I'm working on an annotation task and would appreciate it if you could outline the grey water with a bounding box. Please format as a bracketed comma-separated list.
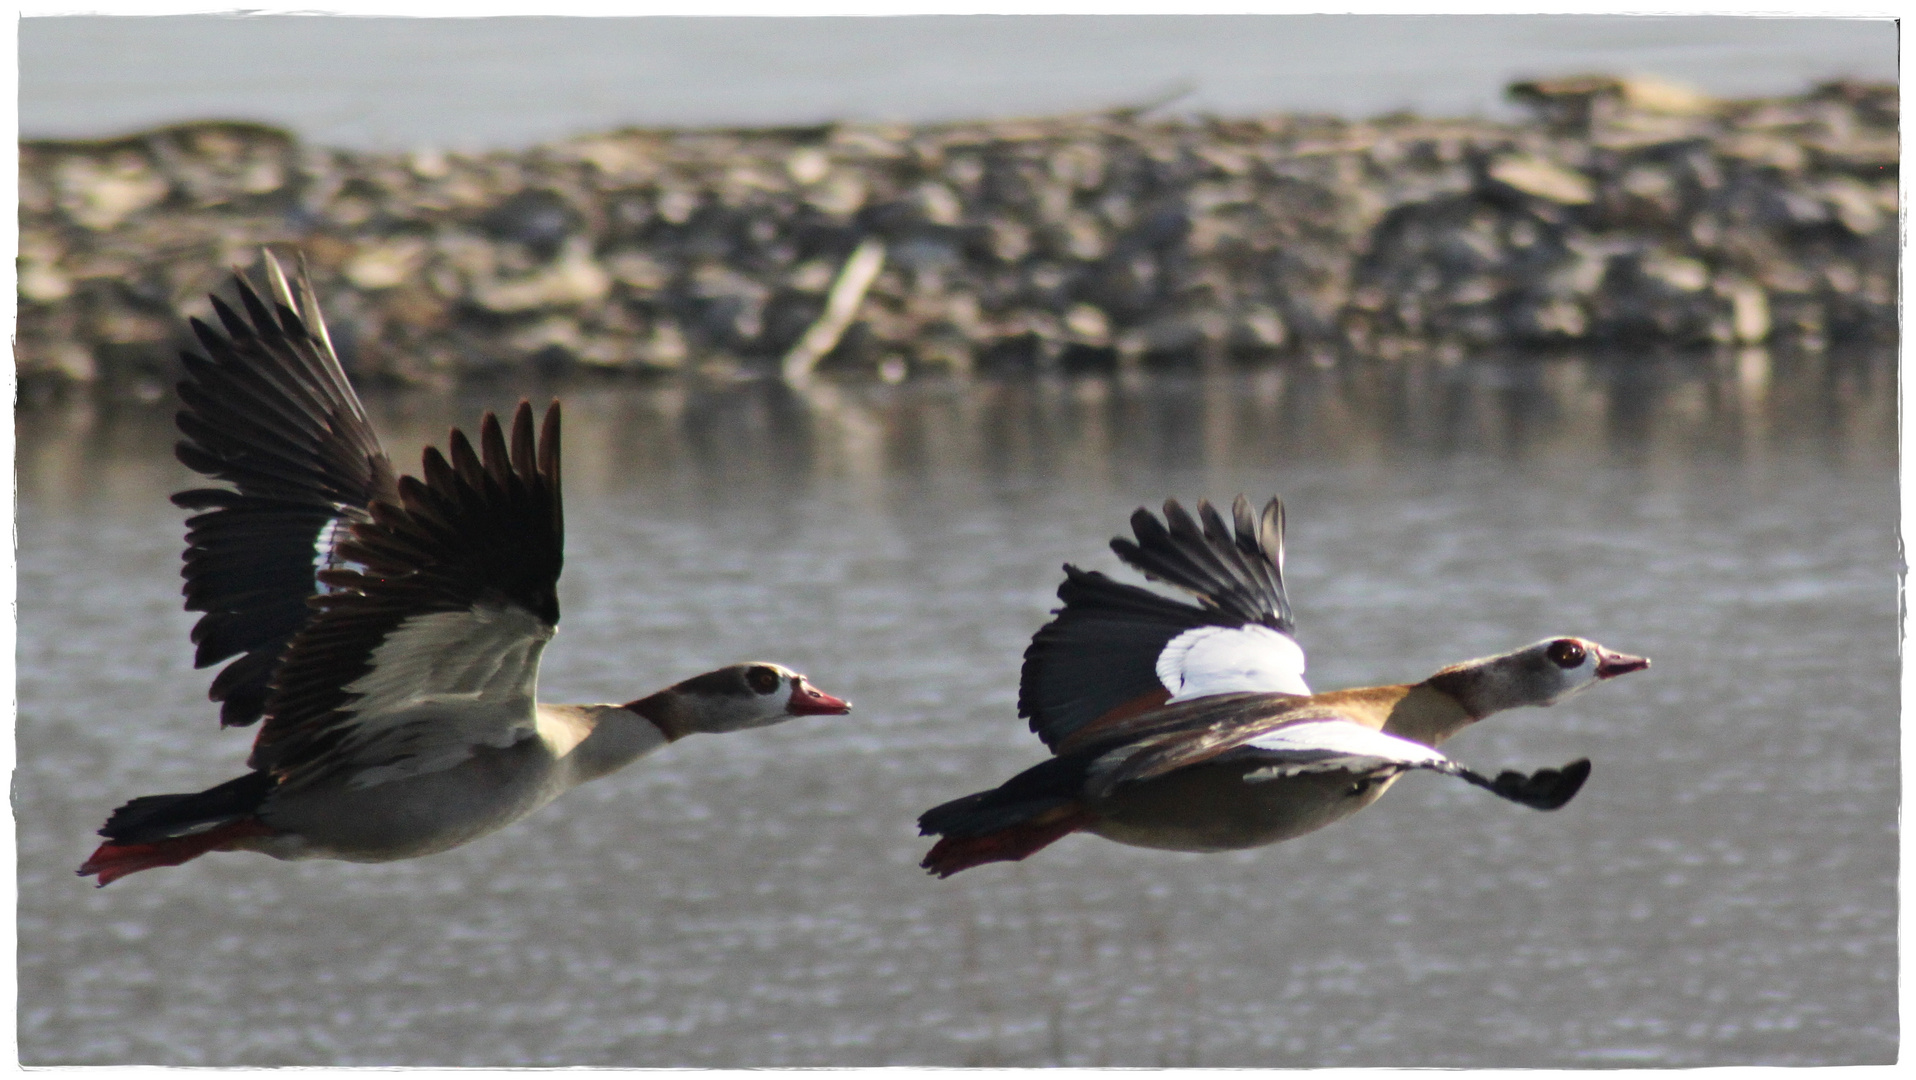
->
[14, 350, 1898, 1066]
[18, 14, 1900, 149]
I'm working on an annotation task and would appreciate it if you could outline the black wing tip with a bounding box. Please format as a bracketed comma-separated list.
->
[183, 258, 323, 365]
[1491, 757, 1592, 811]
[1126, 493, 1279, 532]
[172, 251, 401, 739]
[441, 399, 561, 485]
[534, 399, 562, 477]
[326, 393, 567, 632]
[1108, 493, 1294, 631]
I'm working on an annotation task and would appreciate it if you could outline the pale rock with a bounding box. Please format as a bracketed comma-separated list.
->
[789, 260, 837, 293]
[1642, 252, 1709, 292]
[1487, 154, 1595, 205]
[17, 247, 73, 303]
[1532, 299, 1587, 337]
[1238, 306, 1287, 349]
[915, 182, 964, 227]
[606, 250, 671, 291]
[1819, 178, 1882, 236]
[786, 147, 831, 186]
[470, 237, 612, 313]
[1064, 303, 1111, 344]
[1725, 281, 1771, 343]
[409, 148, 450, 179]
[656, 187, 700, 225]
[805, 173, 867, 218]
[640, 320, 690, 369]
[988, 219, 1032, 263]
[1619, 76, 1715, 116]
[344, 238, 430, 291]
[57, 156, 169, 230]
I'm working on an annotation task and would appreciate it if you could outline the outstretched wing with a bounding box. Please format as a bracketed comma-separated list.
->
[1081, 705, 1590, 813]
[1075, 692, 1319, 792]
[1233, 721, 1592, 811]
[173, 252, 397, 727]
[1228, 719, 1450, 779]
[250, 402, 565, 792]
[1020, 496, 1307, 752]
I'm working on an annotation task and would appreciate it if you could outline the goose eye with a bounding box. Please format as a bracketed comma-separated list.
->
[745, 666, 781, 694]
[1546, 639, 1587, 668]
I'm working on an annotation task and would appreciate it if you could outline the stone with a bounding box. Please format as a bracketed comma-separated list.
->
[1063, 303, 1111, 344]
[343, 238, 430, 291]
[1724, 280, 1771, 343]
[469, 237, 612, 313]
[13, 78, 1895, 389]
[1486, 154, 1596, 205]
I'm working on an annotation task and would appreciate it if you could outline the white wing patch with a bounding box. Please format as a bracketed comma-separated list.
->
[1237, 720, 1447, 782]
[333, 602, 555, 789]
[1157, 624, 1309, 703]
[310, 511, 362, 595]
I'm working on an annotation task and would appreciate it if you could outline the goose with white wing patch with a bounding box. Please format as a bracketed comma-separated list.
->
[917, 496, 1647, 877]
[79, 252, 851, 887]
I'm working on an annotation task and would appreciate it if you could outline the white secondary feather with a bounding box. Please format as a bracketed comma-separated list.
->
[1157, 624, 1309, 703]
[329, 602, 555, 789]
[1236, 719, 1448, 782]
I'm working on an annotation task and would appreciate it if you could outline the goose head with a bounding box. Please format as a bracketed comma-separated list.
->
[1427, 637, 1649, 720]
[627, 662, 851, 738]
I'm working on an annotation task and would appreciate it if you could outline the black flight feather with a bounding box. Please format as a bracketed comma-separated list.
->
[1018, 565, 1245, 751]
[1017, 495, 1298, 752]
[1109, 496, 1293, 631]
[172, 259, 397, 727]
[249, 401, 564, 786]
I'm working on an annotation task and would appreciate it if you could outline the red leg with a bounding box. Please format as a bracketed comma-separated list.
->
[78, 818, 277, 887]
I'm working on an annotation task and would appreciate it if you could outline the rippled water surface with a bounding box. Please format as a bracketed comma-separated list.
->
[15, 352, 1897, 1065]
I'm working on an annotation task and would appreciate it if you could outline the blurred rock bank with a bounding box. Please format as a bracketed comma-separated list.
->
[16, 76, 1897, 400]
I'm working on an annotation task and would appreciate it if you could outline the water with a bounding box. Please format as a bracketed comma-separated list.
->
[18, 14, 1899, 150]
[13, 350, 1897, 1066]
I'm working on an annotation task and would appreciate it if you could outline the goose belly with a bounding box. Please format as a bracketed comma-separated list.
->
[1088, 762, 1401, 853]
[247, 739, 573, 863]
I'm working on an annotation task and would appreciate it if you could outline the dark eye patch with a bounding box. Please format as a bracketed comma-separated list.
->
[1546, 639, 1586, 668]
[746, 666, 782, 695]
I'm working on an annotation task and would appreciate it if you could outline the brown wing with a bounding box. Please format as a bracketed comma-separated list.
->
[1077, 693, 1348, 799]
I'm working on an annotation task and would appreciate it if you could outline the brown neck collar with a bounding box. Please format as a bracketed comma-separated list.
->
[624, 691, 691, 742]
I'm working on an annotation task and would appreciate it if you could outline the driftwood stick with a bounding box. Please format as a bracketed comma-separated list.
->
[781, 238, 886, 384]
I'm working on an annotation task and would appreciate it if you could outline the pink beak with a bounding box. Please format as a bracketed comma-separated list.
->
[1594, 647, 1651, 679]
[787, 679, 852, 716]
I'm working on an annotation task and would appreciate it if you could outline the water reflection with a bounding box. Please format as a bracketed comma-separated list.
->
[18, 347, 1893, 503]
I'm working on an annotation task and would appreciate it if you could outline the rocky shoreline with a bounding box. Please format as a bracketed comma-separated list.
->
[16, 76, 1897, 398]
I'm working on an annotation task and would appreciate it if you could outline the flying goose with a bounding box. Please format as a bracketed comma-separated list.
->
[918, 496, 1647, 877]
[79, 254, 851, 887]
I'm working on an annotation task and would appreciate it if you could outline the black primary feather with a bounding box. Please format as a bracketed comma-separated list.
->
[1019, 565, 1245, 751]
[173, 259, 397, 727]
[1472, 758, 1592, 811]
[1109, 496, 1293, 631]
